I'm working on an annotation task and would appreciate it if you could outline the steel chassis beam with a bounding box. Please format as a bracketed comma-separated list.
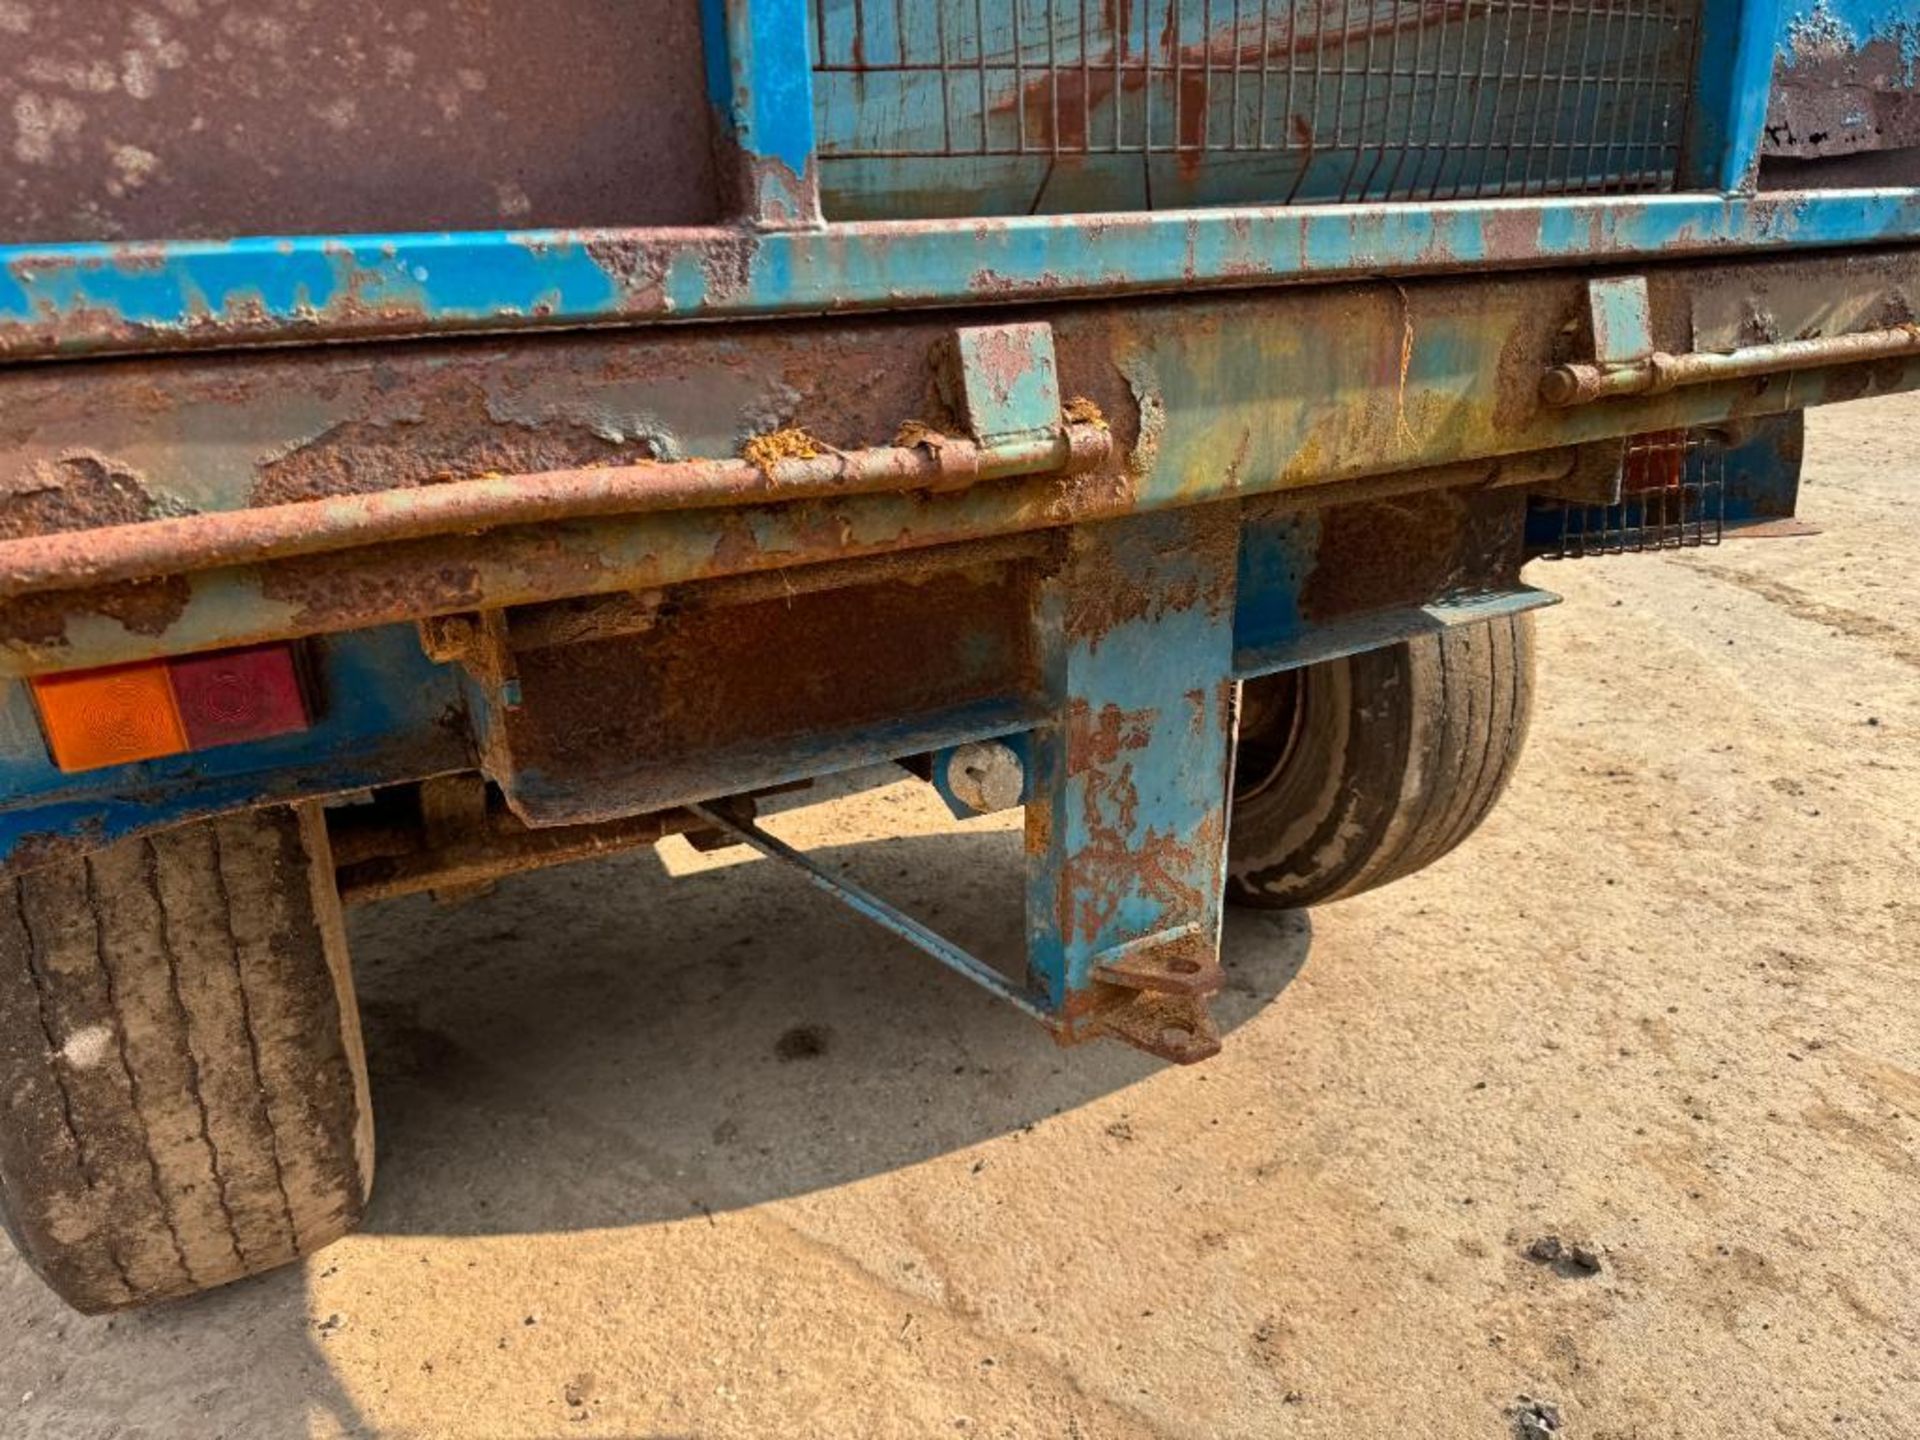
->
[6, 191, 1920, 362]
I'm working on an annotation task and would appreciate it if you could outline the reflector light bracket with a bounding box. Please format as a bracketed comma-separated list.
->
[30, 642, 314, 774]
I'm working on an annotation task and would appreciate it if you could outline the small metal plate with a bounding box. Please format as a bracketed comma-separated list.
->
[1589, 276, 1654, 364]
[948, 323, 1063, 447]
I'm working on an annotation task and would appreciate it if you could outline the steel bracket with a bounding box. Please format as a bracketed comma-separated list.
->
[1087, 928, 1225, 1064]
[1588, 275, 1655, 366]
[1087, 991, 1223, 1066]
[940, 322, 1065, 449]
[675, 504, 1243, 1067]
[1088, 927, 1224, 998]
[420, 610, 521, 710]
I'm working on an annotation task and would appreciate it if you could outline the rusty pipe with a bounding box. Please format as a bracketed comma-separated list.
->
[330, 809, 700, 905]
[1541, 323, 1920, 406]
[0, 424, 1112, 601]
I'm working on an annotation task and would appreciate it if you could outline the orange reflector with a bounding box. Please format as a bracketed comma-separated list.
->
[32, 661, 189, 772]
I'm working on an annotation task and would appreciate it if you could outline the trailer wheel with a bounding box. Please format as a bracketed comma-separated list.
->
[1227, 615, 1535, 909]
[0, 805, 371, 1313]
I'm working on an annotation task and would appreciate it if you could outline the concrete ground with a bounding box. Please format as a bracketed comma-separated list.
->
[2, 396, 1916, 1439]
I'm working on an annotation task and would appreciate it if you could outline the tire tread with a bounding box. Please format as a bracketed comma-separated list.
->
[0, 806, 367, 1312]
[1229, 614, 1535, 909]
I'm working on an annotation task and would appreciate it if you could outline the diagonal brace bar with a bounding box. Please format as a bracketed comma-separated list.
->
[686, 803, 1055, 1025]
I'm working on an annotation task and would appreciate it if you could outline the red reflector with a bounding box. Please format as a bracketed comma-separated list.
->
[169, 644, 311, 749]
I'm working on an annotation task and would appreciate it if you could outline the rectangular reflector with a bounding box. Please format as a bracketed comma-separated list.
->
[31, 662, 188, 772]
[169, 643, 311, 750]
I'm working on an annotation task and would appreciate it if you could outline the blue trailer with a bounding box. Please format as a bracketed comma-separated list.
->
[0, 0, 1913, 1312]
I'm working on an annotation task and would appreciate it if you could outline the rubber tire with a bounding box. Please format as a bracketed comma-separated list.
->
[0, 804, 372, 1313]
[1227, 614, 1536, 909]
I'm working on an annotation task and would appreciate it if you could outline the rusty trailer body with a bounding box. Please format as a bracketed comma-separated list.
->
[0, 0, 1916, 1310]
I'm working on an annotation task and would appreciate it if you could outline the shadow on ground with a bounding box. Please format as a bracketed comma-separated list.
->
[17, 800, 1309, 1440]
[346, 819, 1312, 1238]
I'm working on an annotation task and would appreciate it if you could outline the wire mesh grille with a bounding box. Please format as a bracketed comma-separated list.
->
[1547, 429, 1724, 558]
[810, 0, 1700, 211]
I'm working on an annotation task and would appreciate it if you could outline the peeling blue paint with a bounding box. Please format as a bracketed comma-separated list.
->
[6, 191, 1920, 362]
[2, 231, 626, 341]
[702, 0, 819, 219]
[1781, 0, 1920, 76]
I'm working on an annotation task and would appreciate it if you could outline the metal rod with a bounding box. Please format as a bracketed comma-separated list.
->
[687, 803, 1055, 1024]
[0, 426, 1112, 600]
[1541, 325, 1920, 406]
[333, 810, 693, 906]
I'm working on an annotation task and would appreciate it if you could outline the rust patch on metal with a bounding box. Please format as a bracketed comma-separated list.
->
[0, 577, 190, 646]
[1060, 504, 1235, 644]
[1766, 36, 1920, 158]
[696, 230, 764, 303]
[1481, 205, 1550, 267]
[252, 382, 662, 507]
[574, 235, 663, 311]
[490, 560, 1042, 822]
[1058, 698, 1224, 949]
[1066, 698, 1155, 771]
[1063, 562, 1203, 642]
[0, 452, 179, 539]
[259, 544, 492, 634]
[1300, 487, 1526, 622]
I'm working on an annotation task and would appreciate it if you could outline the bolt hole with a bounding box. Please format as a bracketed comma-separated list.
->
[1166, 957, 1202, 975]
[1159, 1025, 1194, 1049]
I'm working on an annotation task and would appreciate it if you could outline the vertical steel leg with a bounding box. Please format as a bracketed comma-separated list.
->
[701, 0, 822, 228]
[1024, 504, 1241, 1063]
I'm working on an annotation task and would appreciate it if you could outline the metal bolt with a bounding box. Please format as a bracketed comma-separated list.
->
[944, 741, 1025, 815]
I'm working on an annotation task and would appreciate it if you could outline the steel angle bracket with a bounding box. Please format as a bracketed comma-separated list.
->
[1084, 927, 1226, 1064]
[681, 503, 1244, 1068]
[685, 801, 1226, 1065]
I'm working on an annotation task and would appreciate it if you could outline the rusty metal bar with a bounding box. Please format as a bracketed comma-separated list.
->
[508, 531, 1055, 652]
[0, 425, 1110, 602]
[331, 807, 697, 906]
[686, 802, 1058, 1024]
[6, 353, 1911, 681]
[1541, 324, 1920, 405]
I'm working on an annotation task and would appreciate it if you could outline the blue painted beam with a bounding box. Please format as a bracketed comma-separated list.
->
[5, 189, 1920, 362]
[700, 0, 822, 226]
[1024, 507, 1239, 1015]
[1681, 0, 1785, 191]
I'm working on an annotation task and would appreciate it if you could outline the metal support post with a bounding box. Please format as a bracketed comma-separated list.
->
[1023, 505, 1243, 1063]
